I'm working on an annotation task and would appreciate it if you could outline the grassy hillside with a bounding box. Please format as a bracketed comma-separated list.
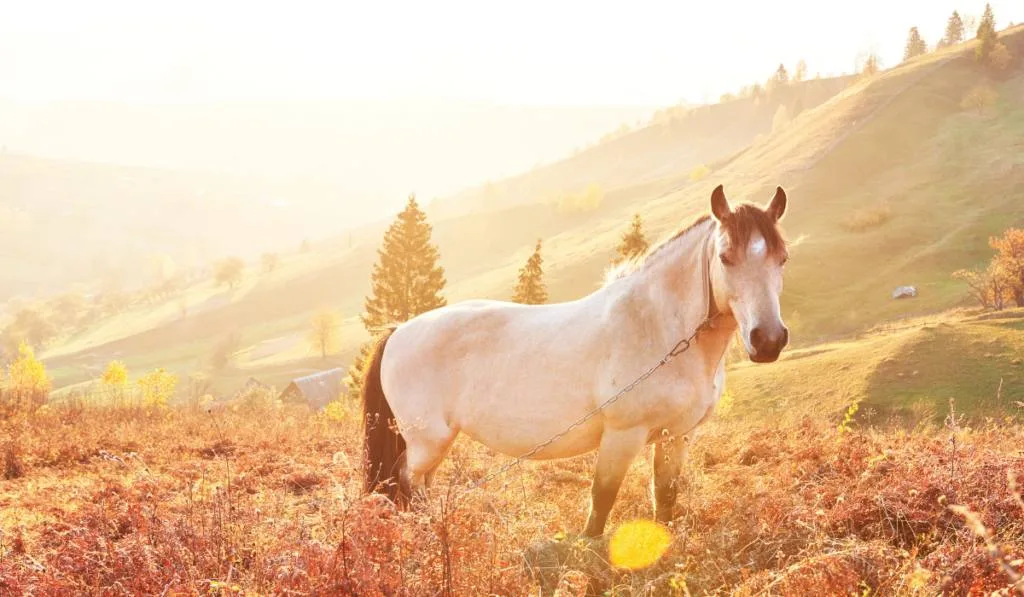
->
[433, 76, 852, 217]
[725, 309, 1024, 425]
[39, 27, 1024, 399]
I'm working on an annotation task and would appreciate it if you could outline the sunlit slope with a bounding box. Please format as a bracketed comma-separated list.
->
[434, 76, 852, 217]
[725, 309, 1024, 423]
[42, 28, 1024, 395]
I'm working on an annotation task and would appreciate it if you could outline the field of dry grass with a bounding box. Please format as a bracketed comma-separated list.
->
[2, 391, 1022, 595]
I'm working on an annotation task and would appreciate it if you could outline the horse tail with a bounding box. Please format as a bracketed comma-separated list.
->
[361, 327, 409, 507]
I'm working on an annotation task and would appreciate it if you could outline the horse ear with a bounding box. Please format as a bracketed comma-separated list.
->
[710, 184, 731, 222]
[766, 186, 787, 221]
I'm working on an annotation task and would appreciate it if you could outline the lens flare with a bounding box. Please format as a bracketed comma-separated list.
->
[608, 520, 672, 570]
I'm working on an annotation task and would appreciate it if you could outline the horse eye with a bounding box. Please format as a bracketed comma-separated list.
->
[780, 254, 790, 266]
[720, 254, 735, 267]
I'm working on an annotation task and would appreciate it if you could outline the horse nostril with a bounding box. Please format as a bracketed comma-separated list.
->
[781, 327, 790, 347]
[750, 326, 766, 350]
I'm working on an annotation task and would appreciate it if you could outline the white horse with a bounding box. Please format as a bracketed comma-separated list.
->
[361, 184, 790, 536]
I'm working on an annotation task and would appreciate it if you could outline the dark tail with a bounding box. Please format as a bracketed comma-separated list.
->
[361, 327, 410, 507]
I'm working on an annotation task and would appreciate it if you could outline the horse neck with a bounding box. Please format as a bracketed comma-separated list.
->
[606, 219, 736, 366]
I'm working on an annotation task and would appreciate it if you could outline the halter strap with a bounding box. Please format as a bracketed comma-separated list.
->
[700, 223, 721, 326]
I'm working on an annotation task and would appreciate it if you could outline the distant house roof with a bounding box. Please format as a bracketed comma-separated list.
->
[278, 368, 344, 410]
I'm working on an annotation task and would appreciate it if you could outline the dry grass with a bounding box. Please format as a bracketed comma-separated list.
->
[1, 397, 1022, 596]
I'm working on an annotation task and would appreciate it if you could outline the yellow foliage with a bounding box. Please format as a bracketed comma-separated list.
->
[608, 520, 672, 570]
[137, 368, 178, 409]
[689, 164, 710, 182]
[101, 360, 128, 387]
[7, 342, 51, 397]
[556, 184, 604, 213]
[322, 399, 349, 423]
[716, 389, 735, 416]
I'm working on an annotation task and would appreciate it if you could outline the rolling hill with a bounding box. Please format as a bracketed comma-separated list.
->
[39, 26, 1024, 403]
[431, 76, 853, 217]
[725, 309, 1024, 425]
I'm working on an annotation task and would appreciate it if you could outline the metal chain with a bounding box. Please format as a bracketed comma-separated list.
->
[463, 314, 719, 493]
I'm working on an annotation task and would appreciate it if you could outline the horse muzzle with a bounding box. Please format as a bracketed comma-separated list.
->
[748, 325, 788, 363]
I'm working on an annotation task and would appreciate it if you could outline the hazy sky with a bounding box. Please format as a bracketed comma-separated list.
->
[1, 0, 1020, 107]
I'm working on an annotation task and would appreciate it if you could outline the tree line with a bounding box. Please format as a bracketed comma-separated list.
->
[902, 5, 1011, 70]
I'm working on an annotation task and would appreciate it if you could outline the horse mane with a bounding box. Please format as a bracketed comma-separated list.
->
[603, 214, 712, 286]
[603, 203, 786, 286]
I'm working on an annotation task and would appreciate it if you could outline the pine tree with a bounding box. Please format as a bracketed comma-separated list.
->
[344, 341, 374, 398]
[904, 27, 928, 61]
[348, 194, 447, 397]
[615, 213, 650, 264]
[862, 53, 881, 76]
[774, 63, 789, 84]
[976, 3, 997, 62]
[767, 63, 789, 92]
[794, 60, 808, 82]
[362, 194, 447, 330]
[512, 239, 548, 305]
[942, 11, 965, 47]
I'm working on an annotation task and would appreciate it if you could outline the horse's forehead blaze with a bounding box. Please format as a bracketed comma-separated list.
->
[748, 235, 767, 258]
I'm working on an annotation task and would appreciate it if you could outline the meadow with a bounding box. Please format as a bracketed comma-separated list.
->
[1, 372, 1022, 595]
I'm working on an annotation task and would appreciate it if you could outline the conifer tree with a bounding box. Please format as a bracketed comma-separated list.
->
[942, 11, 965, 47]
[794, 60, 808, 82]
[976, 3, 998, 62]
[348, 194, 447, 397]
[767, 63, 789, 92]
[904, 27, 927, 61]
[862, 53, 882, 76]
[361, 194, 447, 330]
[615, 213, 650, 264]
[345, 341, 373, 398]
[512, 239, 548, 305]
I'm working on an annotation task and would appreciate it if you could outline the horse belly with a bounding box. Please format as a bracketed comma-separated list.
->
[458, 405, 604, 460]
[383, 299, 608, 460]
[450, 349, 606, 459]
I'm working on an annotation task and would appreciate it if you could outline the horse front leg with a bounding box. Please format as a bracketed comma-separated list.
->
[582, 427, 648, 537]
[652, 432, 689, 525]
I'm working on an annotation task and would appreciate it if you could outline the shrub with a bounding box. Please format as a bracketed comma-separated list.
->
[2, 342, 51, 416]
[961, 84, 999, 115]
[137, 368, 177, 409]
[556, 184, 604, 213]
[689, 164, 711, 182]
[842, 203, 893, 232]
[2, 436, 24, 479]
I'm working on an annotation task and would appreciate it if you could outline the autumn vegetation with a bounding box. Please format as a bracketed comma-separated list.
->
[954, 228, 1024, 310]
[3, 5, 1024, 596]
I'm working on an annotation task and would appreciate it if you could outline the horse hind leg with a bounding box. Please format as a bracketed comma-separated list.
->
[400, 423, 458, 503]
[583, 427, 648, 537]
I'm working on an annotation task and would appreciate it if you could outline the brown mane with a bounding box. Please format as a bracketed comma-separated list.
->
[604, 203, 786, 285]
